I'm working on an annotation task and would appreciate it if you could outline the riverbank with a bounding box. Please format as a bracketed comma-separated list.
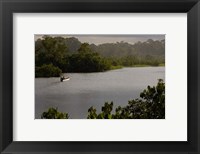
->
[109, 64, 165, 70]
[35, 65, 165, 78]
[35, 64, 165, 78]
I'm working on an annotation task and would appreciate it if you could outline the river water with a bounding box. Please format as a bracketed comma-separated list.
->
[35, 67, 165, 119]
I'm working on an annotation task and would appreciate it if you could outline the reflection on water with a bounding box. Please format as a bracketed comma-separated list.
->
[35, 67, 165, 119]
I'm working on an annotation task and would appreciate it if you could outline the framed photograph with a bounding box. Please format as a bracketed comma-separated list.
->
[0, 0, 200, 153]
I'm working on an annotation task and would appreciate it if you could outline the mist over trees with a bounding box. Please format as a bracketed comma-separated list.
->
[35, 36, 165, 77]
[90, 39, 165, 58]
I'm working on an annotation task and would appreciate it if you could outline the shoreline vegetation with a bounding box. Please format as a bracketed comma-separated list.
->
[41, 79, 165, 119]
[35, 36, 165, 77]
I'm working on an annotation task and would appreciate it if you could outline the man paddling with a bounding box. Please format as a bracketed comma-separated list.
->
[60, 76, 65, 82]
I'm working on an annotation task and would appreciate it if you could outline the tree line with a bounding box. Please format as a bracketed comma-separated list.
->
[35, 36, 165, 77]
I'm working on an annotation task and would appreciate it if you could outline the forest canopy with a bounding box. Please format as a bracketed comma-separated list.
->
[35, 36, 165, 77]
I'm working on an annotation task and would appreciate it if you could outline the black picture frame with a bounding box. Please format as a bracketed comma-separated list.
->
[0, 0, 200, 153]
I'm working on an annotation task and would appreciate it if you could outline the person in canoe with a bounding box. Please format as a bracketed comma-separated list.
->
[60, 75, 70, 82]
[60, 76, 64, 82]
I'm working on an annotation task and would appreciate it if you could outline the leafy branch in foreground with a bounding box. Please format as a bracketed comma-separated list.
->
[87, 79, 165, 119]
[41, 107, 69, 119]
[41, 79, 165, 119]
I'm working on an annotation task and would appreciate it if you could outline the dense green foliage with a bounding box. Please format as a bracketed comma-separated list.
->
[35, 36, 165, 77]
[41, 107, 69, 119]
[107, 55, 164, 67]
[67, 43, 111, 72]
[87, 102, 114, 119]
[35, 36, 68, 70]
[35, 64, 62, 77]
[41, 79, 165, 119]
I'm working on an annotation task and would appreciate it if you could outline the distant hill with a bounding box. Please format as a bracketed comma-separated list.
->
[90, 39, 165, 58]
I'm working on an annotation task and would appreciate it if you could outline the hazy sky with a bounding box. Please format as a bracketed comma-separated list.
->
[35, 34, 165, 45]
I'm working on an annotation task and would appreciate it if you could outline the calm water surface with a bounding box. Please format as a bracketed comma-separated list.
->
[35, 67, 165, 119]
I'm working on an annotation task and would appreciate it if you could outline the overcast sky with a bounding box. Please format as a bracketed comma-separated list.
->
[35, 34, 165, 45]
